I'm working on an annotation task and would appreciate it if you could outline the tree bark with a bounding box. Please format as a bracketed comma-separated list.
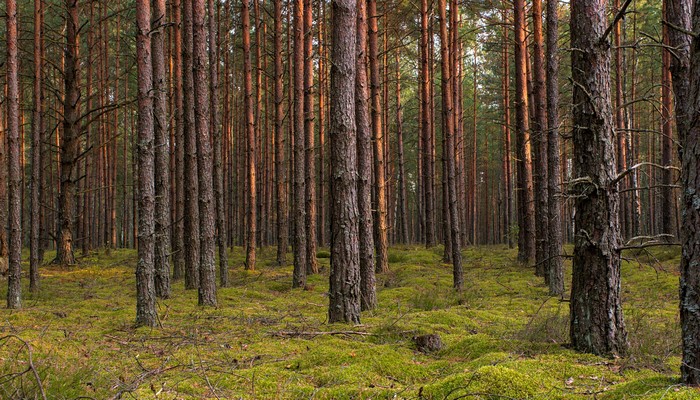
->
[395, 51, 409, 244]
[172, 0, 186, 281]
[304, 0, 319, 275]
[421, 0, 436, 247]
[329, 0, 361, 324]
[355, 0, 377, 311]
[275, 0, 288, 266]
[6, 0, 21, 309]
[30, 0, 44, 294]
[569, 0, 627, 356]
[243, 0, 257, 271]
[135, 0, 158, 327]
[293, 0, 307, 287]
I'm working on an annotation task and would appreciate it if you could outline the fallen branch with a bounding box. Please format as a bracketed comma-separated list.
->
[0, 335, 47, 400]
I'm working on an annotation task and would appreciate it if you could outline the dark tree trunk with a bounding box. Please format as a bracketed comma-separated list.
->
[210, 0, 228, 287]
[293, 0, 307, 287]
[304, 0, 319, 275]
[328, 0, 361, 324]
[172, 0, 186, 281]
[6, 0, 21, 309]
[355, 0, 377, 311]
[135, 0, 158, 327]
[546, 0, 564, 296]
[56, 0, 80, 266]
[243, 0, 257, 271]
[152, 0, 171, 299]
[569, 0, 627, 356]
[183, 0, 201, 289]
[513, 0, 535, 264]
[30, 0, 43, 294]
[531, 0, 549, 277]
[193, 0, 217, 307]
[274, 0, 288, 266]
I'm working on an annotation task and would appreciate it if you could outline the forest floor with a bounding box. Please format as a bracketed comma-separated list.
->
[0, 244, 698, 399]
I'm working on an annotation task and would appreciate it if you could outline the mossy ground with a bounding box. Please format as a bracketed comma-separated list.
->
[1, 245, 697, 399]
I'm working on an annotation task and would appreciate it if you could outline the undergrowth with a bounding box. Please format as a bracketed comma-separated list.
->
[0, 245, 697, 399]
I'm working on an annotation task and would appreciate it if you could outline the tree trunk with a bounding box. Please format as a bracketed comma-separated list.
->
[152, 0, 171, 299]
[243, 0, 257, 272]
[135, 0, 157, 327]
[546, 0, 564, 296]
[355, 0, 377, 311]
[395, 51, 409, 244]
[304, 0, 319, 275]
[367, 0, 389, 273]
[274, 0, 288, 266]
[30, 0, 43, 294]
[661, 4, 676, 239]
[569, 0, 627, 356]
[6, 0, 21, 309]
[183, 0, 200, 289]
[328, 0, 361, 324]
[513, 0, 536, 264]
[55, 0, 80, 266]
[421, 0, 435, 247]
[293, 0, 307, 287]
[502, 9, 513, 248]
[172, 0, 185, 280]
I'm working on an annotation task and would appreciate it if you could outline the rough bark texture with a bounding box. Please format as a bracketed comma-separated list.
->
[666, 0, 697, 384]
[546, 0, 564, 296]
[172, 0, 186, 281]
[183, 0, 201, 289]
[531, 0, 549, 277]
[367, 0, 389, 273]
[193, 0, 217, 307]
[304, 0, 319, 275]
[56, 0, 80, 266]
[274, 0, 288, 266]
[514, 0, 536, 264]
[6, 0, 21, 309]
[293, 0, 307, 287]
[420, 0, 436, 247]
[355, 0, 377, 311]
[136, 0, 158, 327]
[569, 0, 627, 356]
[328, 0, 361, 324]
[152, 0, 171, 299]
[243, 0, 257, 272]
[30, 0, 43, 294]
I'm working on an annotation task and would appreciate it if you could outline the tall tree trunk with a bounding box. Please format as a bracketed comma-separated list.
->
[293, 0, 307, 287]
[355, 0, 377, 311]
[193, 0, 217, 306]
[532, 0, 549, 277]
[438, 0, 463, 290]
[172, 0, 185, 280]
[613, 0, 629, 239]
[546, 0, 563, 296]
[304, 0, 319, 275]
[421, 0, 436, 247]
[513, 0, 536, 263]
[243, 0, 257, 271]
[210, 0, 228, 287]
[6, 0, 21, 309]
[502, 9, 514, 248]
[30, 0, 43, 294]
[56, 0, 80, 266]
[665, 0, 695, 384]
[661, 3, 676, 239]
[152, 0, 171, 299]
[395, 52, 409, 244]
[569, 0, 627, 356]
[368, 0, 389, 273]
[183, 0, 200, 288]
[328, 0, 361, 324]
[274, 0, 288, 266]
[135, 0, 157, 327]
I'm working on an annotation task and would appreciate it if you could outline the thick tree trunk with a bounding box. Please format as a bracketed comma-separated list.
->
[355, 0, 377, 311]
[135, 0, 157, 327]
[152, 0, 171, 299]
[30, 0, 43, 294]
[243, 0, 257, 271]
[328, 0, 361, 324]
[546, 0, 564, 296]
[56, 0, 80, 266]
[182, 0, 201, 289]
[513, 0, 536, 264]
[292, 0, 307, 287]
[304, 0, 319, 275]
[6, 0, 21, 309]
[531, 0, 549, 277]
[172, 0, 185, 280]
[367, 0, 389, 273]
[569, 0, 627, 356]
[274, 0, 288, 266]
[438, 0, 463, 290]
